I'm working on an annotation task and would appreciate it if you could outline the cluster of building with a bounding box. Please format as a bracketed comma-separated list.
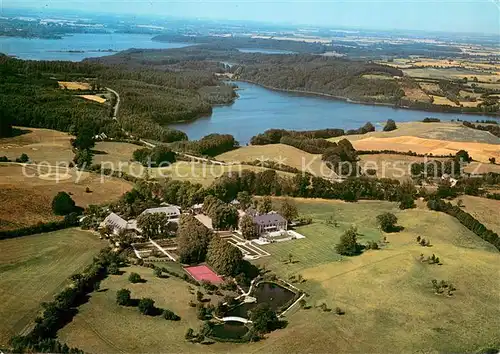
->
[101, 199, 289, 237]
[101, 204, 181, 236]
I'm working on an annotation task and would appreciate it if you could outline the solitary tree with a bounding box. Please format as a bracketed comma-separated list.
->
[279, 198, 298, 222]
[177, 215, 213, 264]
[52, 192, 76, 215]
[237, 191, 253, 210]
[335, 226, 360, 256]
[376, 212, 398, 232]
[206, 236, 243, 276]
[240, 215, 258, 240]
[258, 196, 273, 214]
[137, 212, 170, 239]
[73, 149, 93, 169]
[72, 126, 95, 150]
[248, 303, 280, 334]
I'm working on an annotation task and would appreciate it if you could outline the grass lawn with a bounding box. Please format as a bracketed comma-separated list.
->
[57, 265, 245, 353]
[0, 228, 106, 346]
[253, 199, 500, 353]
[57, 199, 500, 353]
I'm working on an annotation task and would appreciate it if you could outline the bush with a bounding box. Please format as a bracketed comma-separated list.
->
[16, 153, 29, 163]
[51, 192, 76, 215]
[116, 289, 131, 306]
[163, 309, 181, 321]
[128, 272, 142, 283]
[138, 298, 156, 315]
[383, 119, 397, 132]
[376, 212, 398, 232]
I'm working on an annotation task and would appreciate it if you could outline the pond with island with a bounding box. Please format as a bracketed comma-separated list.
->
[210, 281, 297, 341]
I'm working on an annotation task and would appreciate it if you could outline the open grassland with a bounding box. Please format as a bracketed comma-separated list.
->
[217, 144, 334, 176]
[58, 200, 500, 353]
[58, 265, 246, 353]
[402, 67, 499, 83]
[92, 142, 293, 186]
[0, 164, 132, 230]
[329, 122, 500, 163]
[57, 81, 91, 90]
[451, 196, 500, 234]
[0, 128, 74, 165]
[358, 154, 448, 179]
[254, 199, 500, 353]
[344, 136, 499, 163]
[0, 229, 105, 346]
[153, 162, 293, 186]
[331, 122, 500, 144]
[92, 141, 139, 166]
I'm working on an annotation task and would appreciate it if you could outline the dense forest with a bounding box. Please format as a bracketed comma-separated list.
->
[0, 56, 236, 142]
[96, 46, 406, 105]
[95, 46, 499, 115]
[152, 34, 328, 54]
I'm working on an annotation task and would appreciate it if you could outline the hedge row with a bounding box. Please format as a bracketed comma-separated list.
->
[142, 262, 200, 286]
[427, 198, 500, 250]
[357, 149, 454, 158]
[10, 248, 121, 353]
[0, 213, 79, 240]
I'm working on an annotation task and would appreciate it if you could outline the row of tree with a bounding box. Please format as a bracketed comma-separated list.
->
[10, 248, 124, 353]
[427, 198, 500, 250]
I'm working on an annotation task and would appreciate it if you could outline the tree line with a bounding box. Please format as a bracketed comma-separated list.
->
[427, 198, 500, 250]
[10, 248, 124, 353]
[170, 134, 239, 157]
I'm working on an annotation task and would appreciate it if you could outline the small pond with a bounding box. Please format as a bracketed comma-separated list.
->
[210, 321, 249, 340]
[226, 282, 296, 318]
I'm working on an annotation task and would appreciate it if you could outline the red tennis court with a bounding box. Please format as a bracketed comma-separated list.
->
[184, 265, 223, 284]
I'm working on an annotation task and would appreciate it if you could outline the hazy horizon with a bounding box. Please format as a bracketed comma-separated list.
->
[3, 0, 500, 35]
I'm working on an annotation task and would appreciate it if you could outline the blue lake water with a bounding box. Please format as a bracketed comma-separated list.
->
[170, 81, 490, 144]
[0, 33, 189, 61]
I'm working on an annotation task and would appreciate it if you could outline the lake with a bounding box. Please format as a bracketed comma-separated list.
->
[170, 81, 490, 144]
[0, 33, 189, 61]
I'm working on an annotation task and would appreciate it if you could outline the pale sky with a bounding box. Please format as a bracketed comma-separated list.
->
[3, 0, 500, 34]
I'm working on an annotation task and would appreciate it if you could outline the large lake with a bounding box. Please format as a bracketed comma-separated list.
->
[0, 33, 188, 61]
[170, 81, 490, 144]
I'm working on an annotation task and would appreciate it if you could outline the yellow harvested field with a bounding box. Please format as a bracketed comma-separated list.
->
[403, 85, 431, 102]
[358, 154, 448, 180]
[348, 136, 500, 163]
[78, 95, 106, 104]
[329, 122, 500, 145]
[0, 164, 132, 230]
[451, 196, 500, 234]
[217, 144, 335, 176]
[419, 82, 441, 93]
[57, 81, 91, 90]
[431, 95, 459, 106]
[459, 100, 482, 108]
[464, 161, 500, 175]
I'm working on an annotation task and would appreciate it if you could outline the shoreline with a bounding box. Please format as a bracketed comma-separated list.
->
[233, 79, 500, 118]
